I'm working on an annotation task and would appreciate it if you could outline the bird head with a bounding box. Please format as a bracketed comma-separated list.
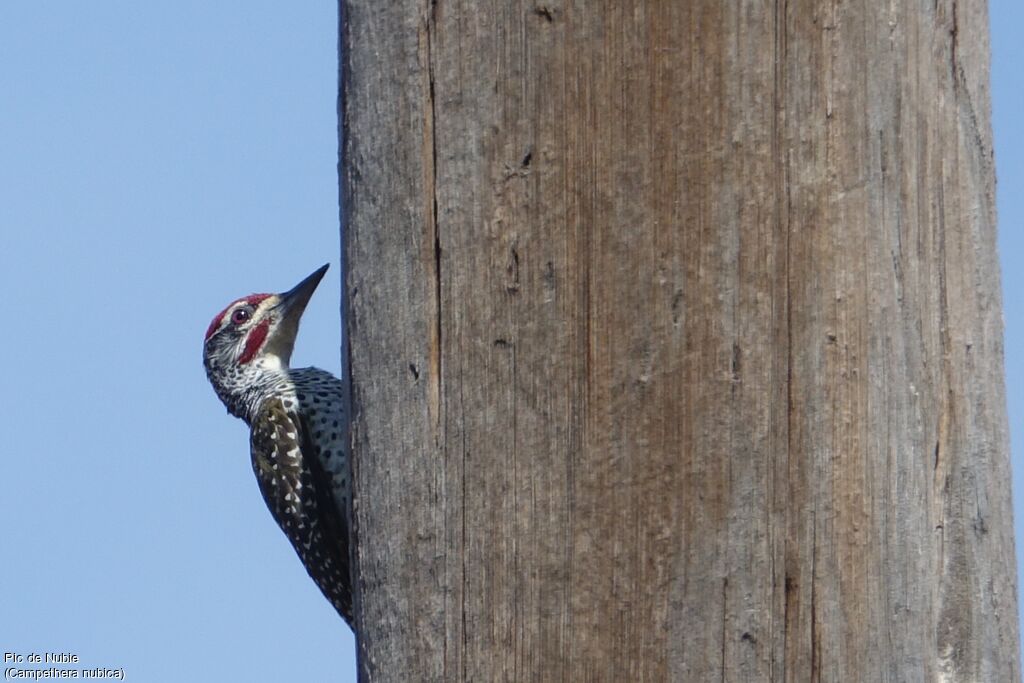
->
[203, 263, 328, 419]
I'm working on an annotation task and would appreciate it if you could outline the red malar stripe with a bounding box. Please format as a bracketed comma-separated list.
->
[238, 319, 270, 364]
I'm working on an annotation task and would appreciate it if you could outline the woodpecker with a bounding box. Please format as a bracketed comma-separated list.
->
[203, 264, 352, 628]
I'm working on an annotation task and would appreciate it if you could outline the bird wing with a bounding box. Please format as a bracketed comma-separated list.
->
[249, 396, 353, 626]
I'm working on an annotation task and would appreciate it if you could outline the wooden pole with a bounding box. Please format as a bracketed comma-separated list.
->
[340, 1, 1020, 680]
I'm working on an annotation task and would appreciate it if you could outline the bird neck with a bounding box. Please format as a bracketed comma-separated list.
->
[210, 357, 296, 424]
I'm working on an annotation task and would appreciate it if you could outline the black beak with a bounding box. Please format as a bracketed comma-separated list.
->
[277, 263, 329, 316]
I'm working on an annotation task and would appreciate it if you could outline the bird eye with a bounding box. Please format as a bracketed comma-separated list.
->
[231, 307, 252, 325]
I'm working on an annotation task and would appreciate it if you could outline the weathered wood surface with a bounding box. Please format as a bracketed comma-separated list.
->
[340, 1, 1020, 680]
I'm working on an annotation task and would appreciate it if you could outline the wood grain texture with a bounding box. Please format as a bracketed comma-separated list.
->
[340, 1, 1020, 680]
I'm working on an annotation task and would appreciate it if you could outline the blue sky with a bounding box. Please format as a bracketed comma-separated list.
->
[0, 3, 1021, 681]
[0, 2, 354, 680]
